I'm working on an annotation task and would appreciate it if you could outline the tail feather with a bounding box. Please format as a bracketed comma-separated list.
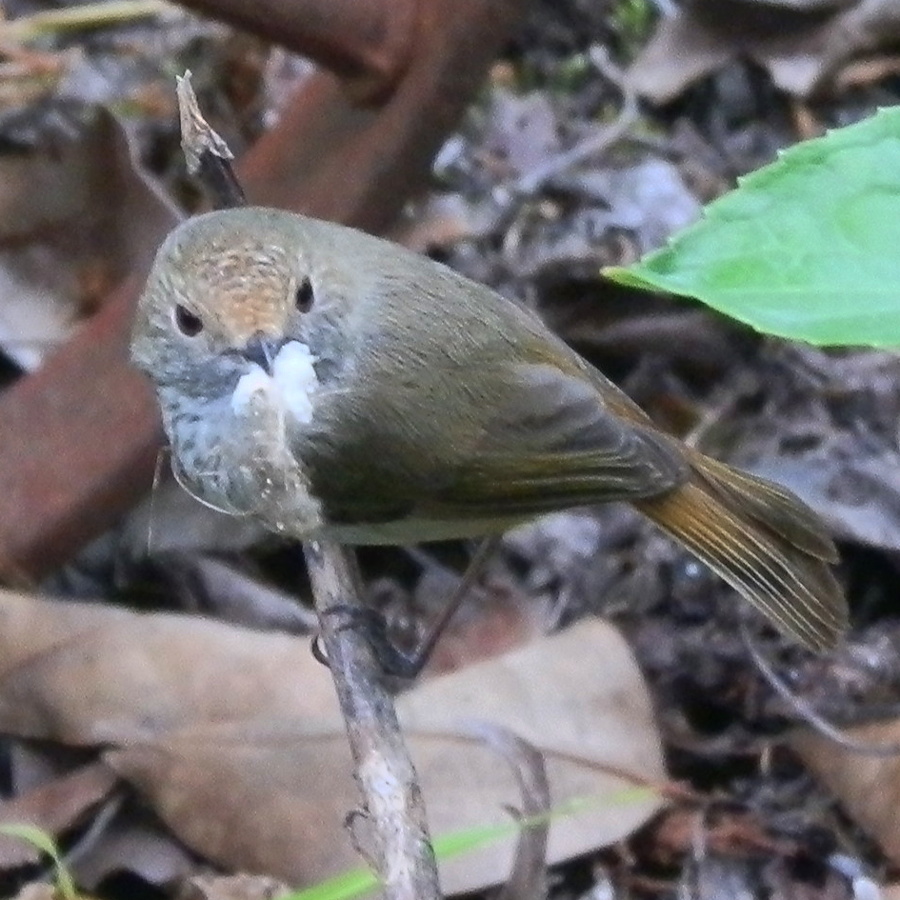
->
[634, 463, 847, 651]
[690, 454, 838, 563]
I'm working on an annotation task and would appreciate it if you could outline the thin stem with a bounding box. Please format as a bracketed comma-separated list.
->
[305, 540, 441, 899]
[175, 73, 441, 899]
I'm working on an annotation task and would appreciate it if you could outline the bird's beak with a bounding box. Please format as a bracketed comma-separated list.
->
[243, 333, 286, 375]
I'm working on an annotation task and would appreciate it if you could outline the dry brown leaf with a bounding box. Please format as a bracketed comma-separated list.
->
[0, 106, 178, 370]
[390, 193, 483, 254]
[425, 587, 543, 675]
[627, 10, 731, 106]
[0, 590, 336, 743]
[178, 874, 291, 900]
[791, 720, 900, 864]
[70, 815, 197, 891]
[103, 623, 665, 894]
[752, 454, 900, 553]
[628, 0, 900, 103]
[12, 886, 59, 900]
[401, 621, 666, 893]
[104, 724, 355, 886]
[0, 763, 117, 868]
[0, 592, 666, 894]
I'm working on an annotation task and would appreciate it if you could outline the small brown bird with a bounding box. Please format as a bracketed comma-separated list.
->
[131, 207, 847, 651]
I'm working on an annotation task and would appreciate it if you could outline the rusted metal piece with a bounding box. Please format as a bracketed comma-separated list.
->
[0, 0, 530, 581]
[241, 0, 528, 232]
[177, 0, 418, 103]
[0, 280, 165, 585]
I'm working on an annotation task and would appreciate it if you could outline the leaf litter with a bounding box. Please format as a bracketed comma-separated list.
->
[0, 590, 667, 895]
[1, 0, 900, 898]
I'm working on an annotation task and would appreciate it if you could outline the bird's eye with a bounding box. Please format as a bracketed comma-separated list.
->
[174, 304, 204, 337]
[294, 278, 314, 313]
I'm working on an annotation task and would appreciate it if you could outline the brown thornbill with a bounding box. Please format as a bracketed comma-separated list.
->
[130, 207, 847, 651]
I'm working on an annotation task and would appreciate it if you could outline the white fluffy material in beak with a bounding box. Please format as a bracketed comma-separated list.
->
[231, 340, 319, 424]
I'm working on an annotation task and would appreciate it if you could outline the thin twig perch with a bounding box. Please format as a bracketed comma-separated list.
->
[175, 71, 441, 900]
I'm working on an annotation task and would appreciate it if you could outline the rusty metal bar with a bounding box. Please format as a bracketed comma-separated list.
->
[177, 0, 418, 102]
[0, 0, 531, 582]
[240, 0, 529, 230]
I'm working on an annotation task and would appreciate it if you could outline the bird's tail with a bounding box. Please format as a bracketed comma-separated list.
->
[633, 452, 847, 650]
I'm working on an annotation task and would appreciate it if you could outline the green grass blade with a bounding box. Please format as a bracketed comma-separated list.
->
[279, 786, 656, 900]
[0, 824, 79, 900]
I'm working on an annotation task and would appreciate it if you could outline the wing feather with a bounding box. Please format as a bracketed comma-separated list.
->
[424, 364, 689, 517]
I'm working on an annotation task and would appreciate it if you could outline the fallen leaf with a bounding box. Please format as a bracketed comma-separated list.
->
[628, 0, 900, 102]
[0, 591, 667, 894]
[0, 590, 337, 743]
[791, 720, 900, 864]
[177, 873, 291, 900]
[0, 104, 178, 370]
[0, 763, 117, 868]
[11, 885, 58, 900]
[627, 5, 730, 105]
[401, 620, 667, 893]
[391, 193, 483, 254]
[752, 454, 900, 552]
[103, 621, 667, 894]
[70, 814, 197, 891]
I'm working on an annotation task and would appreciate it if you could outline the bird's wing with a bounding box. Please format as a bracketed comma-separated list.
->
[418, 362, 690, 519]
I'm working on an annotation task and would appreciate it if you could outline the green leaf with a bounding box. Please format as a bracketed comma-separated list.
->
[605, 106, 900, 347]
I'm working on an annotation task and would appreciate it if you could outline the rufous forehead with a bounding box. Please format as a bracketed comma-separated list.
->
[186, 238, 292, 339]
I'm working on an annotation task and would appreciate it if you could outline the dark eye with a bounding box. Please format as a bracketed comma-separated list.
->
[174, 304, 204, 337]
[294, 278, 314, 313]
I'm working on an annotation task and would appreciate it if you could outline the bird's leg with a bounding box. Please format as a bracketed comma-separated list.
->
[400, 534, 502, 676]
[313, 535, 502, 678]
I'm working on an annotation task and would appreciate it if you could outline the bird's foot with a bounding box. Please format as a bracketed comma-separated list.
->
[311, 605, 423, 679]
